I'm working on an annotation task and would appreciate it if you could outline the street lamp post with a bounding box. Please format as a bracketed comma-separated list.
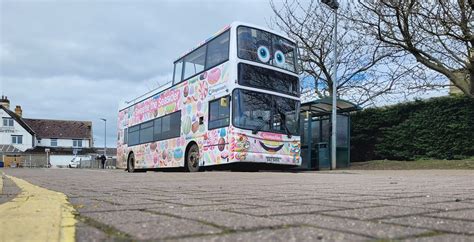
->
[100, 118, 107, 162]
[322, 0, 339, 170]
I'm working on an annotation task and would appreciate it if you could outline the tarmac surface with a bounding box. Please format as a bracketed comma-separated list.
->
[2, 168, 474, 241]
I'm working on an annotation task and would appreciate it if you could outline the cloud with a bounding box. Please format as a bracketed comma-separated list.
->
[0, 0, 272, 147]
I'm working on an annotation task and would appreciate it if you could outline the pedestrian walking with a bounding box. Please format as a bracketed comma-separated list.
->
[100, 154, 106, 169]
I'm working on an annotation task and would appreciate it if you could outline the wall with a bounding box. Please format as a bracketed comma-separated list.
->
[49, 155, 91, 167]
[0, 109, 34, 151]
[36, 138, 91, 148]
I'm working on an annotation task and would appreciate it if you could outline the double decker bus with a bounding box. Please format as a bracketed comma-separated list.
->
[117, 22, 301, 172]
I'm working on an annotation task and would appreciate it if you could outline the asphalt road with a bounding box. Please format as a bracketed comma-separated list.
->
[3, 168, 474, 241]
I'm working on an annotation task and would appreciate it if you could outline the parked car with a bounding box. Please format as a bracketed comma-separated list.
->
[69, 157, 81, 168]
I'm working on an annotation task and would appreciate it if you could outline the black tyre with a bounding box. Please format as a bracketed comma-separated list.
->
[185, 144, 200, 172]
[127, 153, 136, 173]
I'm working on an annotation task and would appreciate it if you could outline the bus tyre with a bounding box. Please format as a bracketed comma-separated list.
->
[127, 153, 136, 173]
[185, 144, 200, 172]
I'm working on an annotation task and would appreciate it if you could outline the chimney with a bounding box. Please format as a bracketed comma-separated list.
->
[15, 105, 23, 117]
[0, 95, 10, 109]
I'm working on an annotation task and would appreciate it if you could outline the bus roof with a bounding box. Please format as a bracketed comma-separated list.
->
[173, 21, 296, 64]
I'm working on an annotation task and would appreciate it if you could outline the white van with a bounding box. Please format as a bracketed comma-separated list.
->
[69, 156, 81, 168]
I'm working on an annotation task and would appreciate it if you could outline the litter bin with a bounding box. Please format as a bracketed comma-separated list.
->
[317, 142, 330, 169]
[0, 161, 3, 168]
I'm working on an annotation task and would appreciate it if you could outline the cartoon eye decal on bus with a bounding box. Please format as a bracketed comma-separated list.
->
[274, 50, 285, 67]
[257, 46, 270, 63]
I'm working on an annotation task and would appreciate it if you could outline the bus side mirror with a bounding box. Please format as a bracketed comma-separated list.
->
[199, 116, 204, 125]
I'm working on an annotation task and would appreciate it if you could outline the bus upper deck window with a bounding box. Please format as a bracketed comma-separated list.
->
[173, 60, 183, 84]
[183, 45, 206, 80]
[206, 31, 230, 69]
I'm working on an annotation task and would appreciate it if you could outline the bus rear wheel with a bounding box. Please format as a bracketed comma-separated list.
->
[185, 144, 200, 172]
[127, 153, 136, 173]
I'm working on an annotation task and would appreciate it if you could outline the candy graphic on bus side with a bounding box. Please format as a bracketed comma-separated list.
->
[208, 68, 221, 84]
[218, 138, 226, 151]
[182, 116, 192, 134]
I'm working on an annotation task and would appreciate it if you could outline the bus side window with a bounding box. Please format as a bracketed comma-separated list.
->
[124, 128, 128, 145]
[161, 111, 181, 140]
[154, 118, 162, 141]
[128, 126, 140, 146]
[208, 96, 230, 130]
[139, 121, 154, 144]
[206, 30, 230, 69]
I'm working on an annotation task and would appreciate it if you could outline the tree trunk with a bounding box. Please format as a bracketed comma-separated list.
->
[452, 70, 474, 98]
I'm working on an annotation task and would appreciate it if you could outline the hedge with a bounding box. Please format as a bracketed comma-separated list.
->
[350, 95, 474, 161]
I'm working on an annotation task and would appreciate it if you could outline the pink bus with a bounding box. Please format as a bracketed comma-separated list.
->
[117, 22, 301, 172]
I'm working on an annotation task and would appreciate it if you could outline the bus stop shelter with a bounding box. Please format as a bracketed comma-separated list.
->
[299, 97, 361, 170]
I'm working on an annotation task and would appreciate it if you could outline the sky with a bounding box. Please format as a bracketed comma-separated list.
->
[0, 0, 274, 148]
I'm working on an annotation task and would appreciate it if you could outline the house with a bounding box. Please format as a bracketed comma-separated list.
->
[0, 96, 95, 167]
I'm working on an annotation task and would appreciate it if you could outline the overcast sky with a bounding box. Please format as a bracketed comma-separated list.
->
[0, 0, 274, 148]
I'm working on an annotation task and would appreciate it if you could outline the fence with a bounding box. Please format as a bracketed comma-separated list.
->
[3, 154, 117, 169]
[78, 158, 117, 169]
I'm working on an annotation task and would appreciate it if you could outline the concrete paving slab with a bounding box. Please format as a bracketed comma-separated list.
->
[229, 204, 341, 216]
[381, 216, 474, 235]
[418, 201, 474, 211]
[109, 214, 222, 240]
[162, 210, 288, 230]
[276, 214, 430, 239]
[287, 198, 380, 209]
[424, 209, 474, 221]
[323, 205, 437, 220]
[402, 234, 474, 242]
[175, 226, 370, 242]
[75, 222, 111, 242]
[83, 210, 166, 225]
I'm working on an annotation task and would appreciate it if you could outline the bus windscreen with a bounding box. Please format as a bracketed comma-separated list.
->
[232, 89, 300, 135]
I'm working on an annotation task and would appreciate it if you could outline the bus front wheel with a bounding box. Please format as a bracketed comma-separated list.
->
[127, 153, 136, 173]
[185, 144, 200, 172]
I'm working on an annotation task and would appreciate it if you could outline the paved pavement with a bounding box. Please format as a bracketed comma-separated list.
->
[2, 168, 474, 241]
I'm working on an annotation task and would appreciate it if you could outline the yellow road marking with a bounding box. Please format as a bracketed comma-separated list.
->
[0, 173, 76, 242]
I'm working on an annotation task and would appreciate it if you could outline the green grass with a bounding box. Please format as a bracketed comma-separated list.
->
[349, 158, 474, 170]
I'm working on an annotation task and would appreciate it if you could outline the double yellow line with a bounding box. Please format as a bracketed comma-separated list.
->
[0, 172, 76, 242]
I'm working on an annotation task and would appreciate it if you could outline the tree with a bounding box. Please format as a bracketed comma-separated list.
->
[353, 0, 474, 97]
[270, 0, 418, 106]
